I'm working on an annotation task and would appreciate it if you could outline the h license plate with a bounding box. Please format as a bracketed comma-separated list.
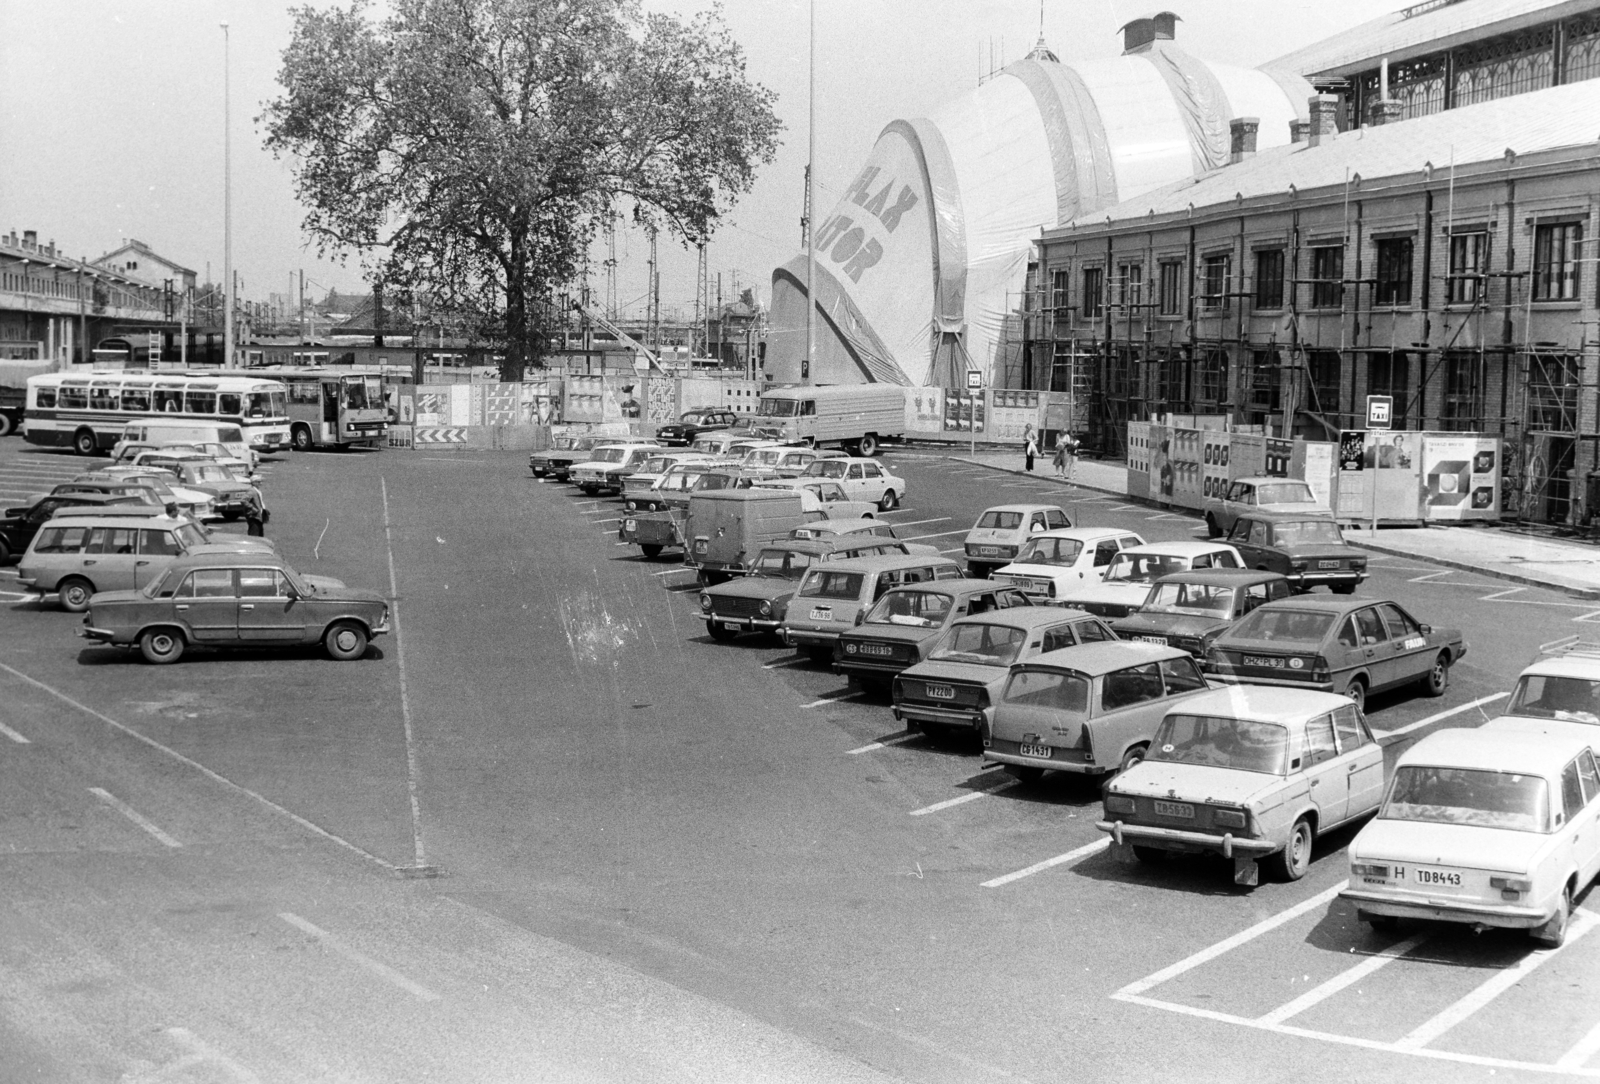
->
[859, 643, 895, 657]
[1138, 635, 1168, 646]
[1243, 655, 1284, 668]
[1154, 800, 1194, 819]
[926, 684, 956, 700]
[1019, 743, 1052, 758]
[1414, 867, 1462, 887]
[1318, 559, 1340, 569]
[809, 607, 833, 621]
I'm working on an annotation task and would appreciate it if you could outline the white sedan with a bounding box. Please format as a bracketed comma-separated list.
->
[991, 527, 1146, 601]
[800, 457, 907, 511]
[1056, 540, 1243, 619]
[751, 477, 878, 520]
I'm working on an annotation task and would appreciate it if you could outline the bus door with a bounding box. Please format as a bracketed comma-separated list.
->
[321, 382, 340, 444]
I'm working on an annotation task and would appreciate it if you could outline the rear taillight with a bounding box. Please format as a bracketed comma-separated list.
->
[1047, 581, 1056, 598]
[1312, 655, 1330, 682]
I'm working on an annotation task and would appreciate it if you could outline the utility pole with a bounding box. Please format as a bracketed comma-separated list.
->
[221, 22, 234, 369]
[804, 0, 816, 384]
[299, 269, 306, 341]
[647, 227, 660, 355]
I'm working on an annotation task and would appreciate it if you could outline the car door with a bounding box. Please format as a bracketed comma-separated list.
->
[81, 525, 141, 591]
[1351, 606, 1398, 689]
[1331, 703, 1385, 821]
[1376, 602, 1432, 683]
[1224, 482, 1256, 530]
[1576, 751, 1600, 881]
[135, 527, 183, 589]
[1227, 518, 1261, 566]
[1095, 662, 1167, 762]
[237, 568, 305, 642]
[842, 462, 869, 502]
[1559, 756, 1600, 884]
[173, 568, 239, 643]
[859, 462, 887, 503]
[1299, 711, 1351, 825]
[1082, 538, 1121, 582]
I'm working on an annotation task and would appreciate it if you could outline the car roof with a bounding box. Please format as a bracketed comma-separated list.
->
[981, 504, 1064, 514]
[160, 552, 291, 573]
[1238, 510, 1338, 522]
[1027, 526, 1134, 542]
[951, 607, 1103, 632]
[1230, 476, 1314, 486]
[1177, 685, 1355, 725]
[1398, 727, 1590, 776]
[1021, 640, 1191, 675]
[692, 488, 803, 502]
[881, 577, 1023, 598]
[1519, 657, 1600, 680]
[756, 536, 889, 556]
[43, 512, 186, 527]
[1151, 569, 1287, 587]
[1122, 540, 1237, 557]
[817, 553, 960, 573]
[794, 518, 879, 533]
[30, 492, 136, 506]
[1250, 596, 1370, 616]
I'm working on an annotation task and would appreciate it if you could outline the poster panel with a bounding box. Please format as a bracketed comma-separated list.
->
[1422, 435, 1501, 522]
[1302, 442, 1335, 511]
[905, 386, 945, 432]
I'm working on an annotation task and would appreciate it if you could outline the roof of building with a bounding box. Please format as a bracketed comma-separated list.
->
[95, 239, 197, 278]
[1074, 79, 1600, 227]
[1267, 0, 1585, 79]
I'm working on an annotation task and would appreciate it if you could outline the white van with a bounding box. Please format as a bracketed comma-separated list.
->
[115, 421, 254, 467]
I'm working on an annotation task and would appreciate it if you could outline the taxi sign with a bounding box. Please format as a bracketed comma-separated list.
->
[966, 369, 982, 390]
[1365, 395, 1393, 430]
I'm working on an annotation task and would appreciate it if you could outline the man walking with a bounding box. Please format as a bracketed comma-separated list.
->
[1023, 426, 1038, 473]
[1057, 431, 1080, 482]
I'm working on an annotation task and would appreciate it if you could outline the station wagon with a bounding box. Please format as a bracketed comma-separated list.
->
[699, 536, 921, 640]
[834, 579, 1030, 682]
[779, 554, 962, 661]
[1111, 569, 1291, 661]
[1204, 476, 1325, 537]
[1225, 512, 1366, 593]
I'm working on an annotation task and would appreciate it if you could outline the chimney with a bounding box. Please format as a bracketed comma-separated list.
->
[1120, 11, 1179, 54]
[22, 230, 37, 251]
[1229, 117, 1260, 164]
[1290, 118, 1311, 144]
[1367, 99, 1403, 126]
[1308, 95, 1340, 147]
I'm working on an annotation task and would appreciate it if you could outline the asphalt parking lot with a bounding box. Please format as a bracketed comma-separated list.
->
[1, 438, 1597, 1083]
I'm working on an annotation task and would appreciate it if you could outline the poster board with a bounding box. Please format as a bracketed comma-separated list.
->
[1421, 435, 1501, 521]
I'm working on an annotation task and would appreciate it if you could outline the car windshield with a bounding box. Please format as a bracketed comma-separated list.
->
[798, 569, 863, 600]
[1257, 482, 1316, 505]
[174, 523, 208, 548]
[929, 623, 1029, 666]
[641, 457, 673, 474]
[805, 461, 847, 479]
[1103, 552, 1186, 584]
[1228, 607, 1335, 644]
[865, 590, 954, 628]
[591, 448, 628, 463]
[552, 436, 580, 450]
[1002, 668, 1090, 713]
[192, 465, 234, 483]
[750, 548, 812, 577]
[757, 399, 800, 417]
[977, 510, 1024, 530]
[1141, 581, 1235, 617]
[1018, 537, 1083, 565]
[1272, 520, 1344, 547]
[1382, 766, 1551, 833]
[1506, 674, 1600, 724]
[748, 449, 784, 465]
[1148, 714, 1289, 775]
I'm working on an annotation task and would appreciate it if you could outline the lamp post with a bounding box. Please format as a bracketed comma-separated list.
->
[221, 21, 234, 369]
[803, 0, 815, 386]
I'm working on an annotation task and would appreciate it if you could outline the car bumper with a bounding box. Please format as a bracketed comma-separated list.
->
[781, 627, 842, 647]
[1337, 888, 1551, 929]
[1097, 820, 1278, 857]
[835, 657, 912, 678]
[894, 702, 987, 730]
[1208, 672, 1337, 692]
[707, 614, 781, 632]
[1288, 570, 1366, 587]
[79, 625, 118, 642]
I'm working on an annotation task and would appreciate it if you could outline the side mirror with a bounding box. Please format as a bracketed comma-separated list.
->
[1419, 624, 1432, 634]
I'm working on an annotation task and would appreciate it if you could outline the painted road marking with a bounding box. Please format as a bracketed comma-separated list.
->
[381, 478, 433, 876]
[1255, 934, 1428, 1024]
[651, 568, 690, 577]
[139, 1027, 263, 1084]
[803, 692, 865, 709]
[940, 547, 965, 555]
[1558, 1014, 1600, 1071]
[278, 913, 440, 1002]
[908, 779, 1018, 816]
[592, 517, 620, 525]
[904, 529, 968, 541]
[1407, 570, 1454, 583]
[846, 732, 919, 755]
[886, 517, 952, 529]
[1375, 693, 1509, 744]
[0, 720, 31, 743]
[1143, 512, 1194, 521]
[762, 656, 809, 669]
[89, 787, 181, 848]
[982, 838, 1110, 888]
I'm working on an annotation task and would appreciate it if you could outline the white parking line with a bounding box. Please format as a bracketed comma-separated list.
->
[278, 913, 440, 1002]
[1256, 933, 1428, 1024]
[0, 721, 30, 743]
[762, 656, 808, 669]
[89, 787, 181, 847]
[651, 568, 689, 577]
[939, 547, 965, 554]
[803, 692, 864, 709]
[1143, 512, 1194, 521]
[1395, 911, 1596, 1050]
[981, 838, 1110, 888]
[1375, 693, 1508, 744]
[908, 779, 1017, 816]
[1558, 1012, 1600, 1070]
[886, 517, 951, 529]
[1407, 570, 1454, 583]
[593, 518, 620, 525]
[904, 529, 968, 541]
[846, 732, 918, 754]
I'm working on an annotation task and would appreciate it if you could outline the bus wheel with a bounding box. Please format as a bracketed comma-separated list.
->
[0, 413, 13, 437]
[73, 428, 99, 456]
[291, 425, 313, 452]
[858, 433, 879, 457]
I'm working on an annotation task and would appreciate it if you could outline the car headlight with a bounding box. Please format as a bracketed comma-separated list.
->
[1104, 794, 1136, 815]
[699, 593, 712, 611]
[758, 601, 773, 616]
[1214, 808, 1248, 829]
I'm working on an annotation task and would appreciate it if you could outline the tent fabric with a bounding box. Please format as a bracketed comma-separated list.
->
[773, 257, 912, 386]
[1140, 44, 1235, 174]
[884, 119, 969, 335]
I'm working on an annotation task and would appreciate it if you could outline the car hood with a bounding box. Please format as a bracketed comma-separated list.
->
[707, 576, 799, 602]
[1112, 761, 1282, 806]
[1483, 715, 1600, 747]
[308, 584, 386, 604]
[844, 622, 943, 645]
[1061, 581, 1151, 606]
[1113, 612, 1229, 639]
[299, 572, 349, 591]
[1349, 818, 1551, 875]
[900, 658, 1010, 686]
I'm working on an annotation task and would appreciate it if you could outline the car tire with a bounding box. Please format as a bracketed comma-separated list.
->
[1531, 883, 1572, 948]
[57, 576, 94, 613]
[1204, 513, 1222, 539]
[1131, 845, 1168, 864]
[878, 490, 899, 512]
[291, 425, 313, 452]
[706, 620, 737, 642]
[1357, 909, 1399, 932]
[1271, 817, 1314, 882]
[323, 621, 369, 661]
[1420, 652, 1450, 697]
[72, 428, 99, 457]
[1005, 765, 1045, 785]
[1345, 677, 1367, 713]
[139, 627, 186, 665]
[858, 434, 879, 457]
[1118, 743, 1149, 775]
[0, 412, 13, 437]
[640, 544, 664, 559]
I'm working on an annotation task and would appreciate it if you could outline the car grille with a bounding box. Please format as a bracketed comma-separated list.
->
[898, 678, 983, 708]
[710, 596, 764, 618]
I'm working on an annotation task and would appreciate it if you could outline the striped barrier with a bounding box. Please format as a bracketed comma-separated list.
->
[413, 427, 467, 445]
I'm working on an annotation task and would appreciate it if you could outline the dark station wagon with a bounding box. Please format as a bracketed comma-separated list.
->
[698, 535, 920, 640]
[835, 579, 1032, 684]
[1224, 512, 1367, 593]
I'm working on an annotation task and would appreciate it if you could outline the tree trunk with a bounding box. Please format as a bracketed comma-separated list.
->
[501, 234, 529, 384]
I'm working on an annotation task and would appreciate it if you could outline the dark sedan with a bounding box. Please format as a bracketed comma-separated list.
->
[656, 409, 738, 446]
[1224, 512, 1367, 593]
[1111, 569, 1290, 661]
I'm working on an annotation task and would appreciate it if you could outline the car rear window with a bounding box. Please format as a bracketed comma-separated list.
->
[977, 511, 1023, 530]
[1272, 520, 1344, 547]
[865, 590, 953, 628]
[1228, 608, 1335, 643]
[1382, 766, 1550, 833]
[1002, 669, 1089, 713]
[799, 570, 863, 600]
[1018, 537, 1082, 565]
[32, 526, 89, 554]
[929, 623, 1028, 665]
[1148, 714, 1288, 775]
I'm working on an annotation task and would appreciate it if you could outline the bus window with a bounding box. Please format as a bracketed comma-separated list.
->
[248, 389, 285, 417]
[33, 386, 56, 409]
[218, 392, 242, 415]
[185, 390, 217, 414]
[121, 386, 150, 412]
[154, 387, 184, 412]
[58, 385, 88, 410]
[344, 380, 369, 410]
[89, 384, 119, 411]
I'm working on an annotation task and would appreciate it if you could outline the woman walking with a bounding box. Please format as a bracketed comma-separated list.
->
[1023, 426, 1038, 473]
[1052, 438, 1068, 478]
[1057, 431, 1079, 482]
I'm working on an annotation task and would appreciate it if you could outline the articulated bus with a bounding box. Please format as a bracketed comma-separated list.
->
[24, 371, 291, 456]
[242, 366, 388, 450]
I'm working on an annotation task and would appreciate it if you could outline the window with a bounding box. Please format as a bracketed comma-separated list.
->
[139, 529, 181, 556]
[1303, 715, 1339, 766]
[1117, 263, 1143, 310]
[1004, 669, 1089, 712]
[32, 526, 88, 554]
[239, 569, 291, 597]
[1200, 254, 1230, 312]
[1247, 350, 1281, 411]
[1306, 349, 1342, 415]
[1562, 761, 1586, 821]
[1051, 269, 1069, 313]
[218, 393, 243, 415]
[1311, 246, 1344, 309]
[1534, 222, 1583, 301]
[58, 385, 88, 410]
[1337, 618, 1359, 648]
[1441, 351, 1482, 430]
[1044, 510, 1069, 530]
[1081, 267, 1104, 319]
[1197, 349, 1228, 404]
[1375, 237, 1414, 306]
[1158, 261, 1183, 315]
[1254, 249, 1285, 309]
[89, 384, 119, 410]
[1447, 232, 1487, 304]
[184, 390, 217, 414]
[1378, 603, 1420, 639]
[1353, 608, 1388, 644]
[1075, 620, 1112, 643]
[1332, 705, 1369, 749]
[1041, 625, 1078, 653]
[1093, 539, 1119, 566]
[182, 570, 235, 598]
[1160, 657, 1206, 694]
[1580, 750, 1600, 804]
[1101, 663, 1163, 711]
[92, 528, 137, 555]
[1366, 352, 1411, 427]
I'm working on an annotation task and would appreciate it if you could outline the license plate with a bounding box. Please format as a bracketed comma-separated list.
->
[1019, 743, 1052, 758]
[809, 607, 833, 621]
[1138, 635, 1168, 646]
[1318, 559, 1340, 569]
[1243, 655, 1285, 668]
[1154, 800, 1194, 819]
[978, 546, 1001, 557]
[926, 684, 956, 700]
[624, 519, 636, 531]
[1414, 867, 1462, 887]
[859, 643, 895, 657]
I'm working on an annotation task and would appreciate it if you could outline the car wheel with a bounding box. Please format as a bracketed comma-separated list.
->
[1118, 743, 1149, 775]
[1345, 677, 1367, 713]
[1271, 817, 1314, 882]
[878, 490, 899, 512]
[706, 620, 737, 642]
[72, 428, 99, 456]
[1420, 652, 1450, 697]
[139, 628, 186, 665]
[1204, 513, 1222, 538]
[1531, 883, 1572, 948]
[57, 576, 94, 613]
[1357, 909, 1399, 932]
[323, 621, 369, 661]
[1131, 846, 1168, 864]
[640, 544, 664, 559]
[291, 425, 313, 452]
[858, 434, 879, 457]
[1005, 765, 1045, 785]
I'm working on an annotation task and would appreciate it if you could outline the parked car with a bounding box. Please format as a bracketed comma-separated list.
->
[569, 443, 663, 496]
[750, 476, 878, 520]
[1339, 728, 1600, 947]
[0, 492, 152, 563]
[655, 409, 739, 446]
[80, 552, 390, 665]
[1057, 540, 1244, 620]
[533, 434, 618, 481]
[1486, 636, 1600, 744]
[1100, 686, 1385, 885]
[893, 608, 1118, 741]
[835, 579, 1032, 684]
[683, 488, 833, 583]
[620, 467, 744, 557]
[1111, 569, 1292, 661]
[1207, 597, 1466, 711]
[963, 504, 1073, 578]
[1204, 476, 1327, 538]
[623, 459, 736, 514]
[1224, 512, 1367, 593]
[779, 553, 963, 662]
[984, 640, 1212, 782]
[799, 457, 908, 511]
[620, 451, 717, 507]
[991, 527, 1145, 600]
[89, 468, 218, 520]
[699, 536, 920, 640]
[128, 451, 262, 520]
[740, 445, 843, 480]
[789, 517, 940, 555]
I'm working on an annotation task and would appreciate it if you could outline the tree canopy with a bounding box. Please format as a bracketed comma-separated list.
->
[262, 0, 782, 379]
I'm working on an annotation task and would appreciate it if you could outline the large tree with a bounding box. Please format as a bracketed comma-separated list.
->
[262, 0, 781, 380]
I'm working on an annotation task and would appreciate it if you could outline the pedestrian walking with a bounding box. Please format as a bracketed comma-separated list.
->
[244, 487, 269, 537]
[1024, 426, 1038, 473]
[1059, 431, 1080, 483]
[1051, 438, 1068, 478]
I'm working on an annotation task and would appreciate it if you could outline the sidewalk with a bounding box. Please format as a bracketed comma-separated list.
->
[943, 448, 1600, 600]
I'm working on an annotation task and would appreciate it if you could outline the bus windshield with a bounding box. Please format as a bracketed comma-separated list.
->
[246, 390, 287, 417]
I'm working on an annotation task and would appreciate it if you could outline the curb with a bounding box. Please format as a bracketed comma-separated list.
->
[944, 456, 1152, 505]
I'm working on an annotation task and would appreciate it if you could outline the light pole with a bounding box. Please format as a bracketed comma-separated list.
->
[221, 21, 234, 369]
[803, 0, 815, 385]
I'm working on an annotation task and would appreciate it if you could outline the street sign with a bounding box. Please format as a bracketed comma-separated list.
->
[966, 369, 981, 390]
[1365, 394, 1393, 430]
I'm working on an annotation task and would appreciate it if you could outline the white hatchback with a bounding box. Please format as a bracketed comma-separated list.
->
[991, 527, 1146, 601]
[962, 504, 1072, 578]
[1057, 540, 1244, 619]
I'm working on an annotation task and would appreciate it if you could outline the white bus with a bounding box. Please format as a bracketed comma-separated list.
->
[24, 371, 291, 456]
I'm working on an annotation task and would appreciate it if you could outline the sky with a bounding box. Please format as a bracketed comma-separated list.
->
[0, 0, 1404, 322]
